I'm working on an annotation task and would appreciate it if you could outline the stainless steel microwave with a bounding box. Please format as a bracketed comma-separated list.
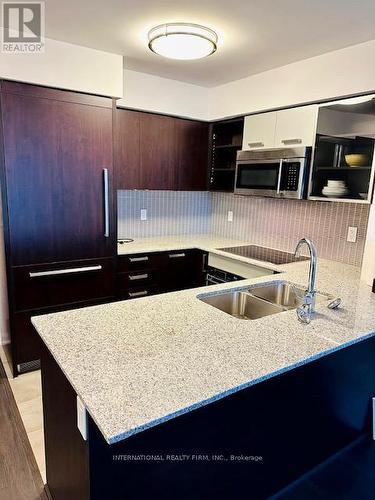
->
[235, 147, 311, 199]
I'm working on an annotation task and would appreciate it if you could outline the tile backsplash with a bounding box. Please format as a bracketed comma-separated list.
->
[117, 190, 370, 267]
[117, 190, 211, 238]
[211, 193, 370, 267]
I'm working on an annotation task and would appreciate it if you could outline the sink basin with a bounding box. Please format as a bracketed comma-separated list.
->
[200, 291, 284, 320]
[250, 282, 327, 309]
[199, 281, 330, 320]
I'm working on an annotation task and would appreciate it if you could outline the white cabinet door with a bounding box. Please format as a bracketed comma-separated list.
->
[274, 105, 318, 148]
[242, 112, 277, 150]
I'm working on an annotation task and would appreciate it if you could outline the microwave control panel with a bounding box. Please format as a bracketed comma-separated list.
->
[281, 162, 301, 191]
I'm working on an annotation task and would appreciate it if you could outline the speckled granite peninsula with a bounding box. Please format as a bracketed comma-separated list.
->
[32, 235, 375, 446]
[33, 237, 375, 443]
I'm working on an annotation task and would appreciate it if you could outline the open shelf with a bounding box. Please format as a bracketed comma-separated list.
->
[215, 144, 242, 149]
[310, 133, 375, 201]
[209, 118, 244, 192]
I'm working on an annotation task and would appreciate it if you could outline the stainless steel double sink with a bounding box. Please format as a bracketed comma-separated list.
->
[199, 281, 328, 320]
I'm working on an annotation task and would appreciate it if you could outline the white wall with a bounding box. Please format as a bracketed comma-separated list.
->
[0, 32, 123, 98]
[118, 69, 209, 120]
[209, 39, 375, 121]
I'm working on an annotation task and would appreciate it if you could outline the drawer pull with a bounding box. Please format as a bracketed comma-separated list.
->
[29, 265, 102, 278]
[168, 253, 186, 259]
[128, 290, 148, 298]
[129, 273, 149, 281]
[248, 141, 264, 148]
[281, 138, 302, 145]
[129, 256, 149, 263]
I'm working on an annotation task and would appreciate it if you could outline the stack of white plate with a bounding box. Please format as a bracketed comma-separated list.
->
[322, 180, 349, 198]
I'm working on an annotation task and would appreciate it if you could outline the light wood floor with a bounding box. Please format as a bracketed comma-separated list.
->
[0, 346, 45, 483]
[0, 356, 47, 499]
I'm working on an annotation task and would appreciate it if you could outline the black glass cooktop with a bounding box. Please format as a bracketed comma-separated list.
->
[218, 245, 309, 265]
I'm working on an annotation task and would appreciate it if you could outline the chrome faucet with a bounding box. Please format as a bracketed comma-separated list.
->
[294, 238, 317, 323]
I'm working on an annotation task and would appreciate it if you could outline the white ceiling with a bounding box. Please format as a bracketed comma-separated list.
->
[43, 0, 375, 87]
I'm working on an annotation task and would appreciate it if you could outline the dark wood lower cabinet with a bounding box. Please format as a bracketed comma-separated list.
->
[40, 333, 375, 499]
[12, 257, 115, 312]
[10, 257, 116, 374]
[116, 249, 207, 300]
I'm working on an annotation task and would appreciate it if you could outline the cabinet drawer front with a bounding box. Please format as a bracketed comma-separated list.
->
[166, 249, 204, 271]
[13, 258, 115, 311]
[118, 253, 164, 272]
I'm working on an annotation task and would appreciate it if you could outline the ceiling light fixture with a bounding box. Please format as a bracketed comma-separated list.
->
[148, 23, 218, 60]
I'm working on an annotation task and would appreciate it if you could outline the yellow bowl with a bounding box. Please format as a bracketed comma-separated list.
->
[345, 154, 370, 167]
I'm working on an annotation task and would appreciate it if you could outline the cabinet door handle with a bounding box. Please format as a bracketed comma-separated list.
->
[29, 265, 102, 278]
[281, 138, 302, 145]
[103, 168, 110, 238]
[129, 273, 149, 281]
[129, 256, 149, 263]
[128, 290, 148, 298]
[248, 141, 264, 148]
[168, 253, 186, 259]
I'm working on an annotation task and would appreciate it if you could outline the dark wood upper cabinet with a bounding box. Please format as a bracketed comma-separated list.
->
[114, 108, 141, 189]
[139, 112, 176, 190]
[175, 118, 208, 190]
[114, 108, 208, 191]
[1, 83, 115, 266]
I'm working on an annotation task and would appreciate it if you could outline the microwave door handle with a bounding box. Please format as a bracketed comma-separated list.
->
[276, 160, 283, 194]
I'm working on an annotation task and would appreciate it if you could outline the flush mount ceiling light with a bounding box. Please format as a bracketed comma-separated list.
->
[148, 23, 218, 60]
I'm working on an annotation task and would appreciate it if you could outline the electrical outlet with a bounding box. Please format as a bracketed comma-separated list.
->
[347, 226, 358, 243]
[140, 209, 147, 221]
[77, 396, 87, 441]
[227, 211, 233, 222]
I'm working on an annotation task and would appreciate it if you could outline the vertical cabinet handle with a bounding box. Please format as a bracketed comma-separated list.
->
[103, 168, 110, 238]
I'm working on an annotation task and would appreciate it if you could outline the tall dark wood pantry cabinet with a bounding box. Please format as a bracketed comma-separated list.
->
[0, 81, 116, 375]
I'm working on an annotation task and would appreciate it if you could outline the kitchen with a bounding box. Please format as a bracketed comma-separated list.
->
[1, 1, 375, 499]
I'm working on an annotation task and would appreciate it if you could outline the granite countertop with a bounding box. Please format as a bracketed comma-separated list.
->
[32, 234, 375, 445]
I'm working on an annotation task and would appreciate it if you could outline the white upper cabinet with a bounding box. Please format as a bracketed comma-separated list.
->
[242, 105, 318, 150]
[242, 112, 277, 150]
[274, 105, 318, 148]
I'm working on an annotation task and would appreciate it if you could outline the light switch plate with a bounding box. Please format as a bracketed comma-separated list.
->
[77, 396, 87, 440]
[347, 226, 358, 243]
[140, 209, 147, 221]
[227, 211, 233, 222]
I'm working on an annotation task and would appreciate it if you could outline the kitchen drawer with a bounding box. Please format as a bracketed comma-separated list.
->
[118, 253, 164, 272]
[165, 249, 205, 272]
[12, 257, 115, 311]
[164, 250, 206, 291]
[117, 269, 159, 291]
